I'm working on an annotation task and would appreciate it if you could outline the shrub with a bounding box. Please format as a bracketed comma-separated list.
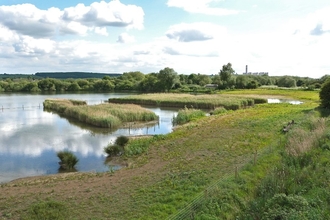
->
[115, 135, 129, 147]
[104, 144, 122, 157]
[57, 151, 79, 170]
[320, 79, 330, 108]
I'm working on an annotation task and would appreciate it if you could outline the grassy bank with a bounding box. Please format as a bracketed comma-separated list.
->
[0, 90, 324, 219]
[43, 98, 158, 128]
[108, 93, 267, 110]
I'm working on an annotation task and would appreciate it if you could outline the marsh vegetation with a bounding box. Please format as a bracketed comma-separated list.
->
[43, 98, 158, 128]
[1, 88, 328, 220]
[109, 93, 267, 110]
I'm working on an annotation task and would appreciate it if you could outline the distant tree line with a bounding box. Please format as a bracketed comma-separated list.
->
[0, 65, 327, 93]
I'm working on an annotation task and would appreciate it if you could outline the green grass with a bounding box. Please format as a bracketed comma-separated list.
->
[22, 200, 68, 220]
[108, 93, 267, 110]
[43, 99, 158, 128]
[57, 151, 79, 170]
[172, 107, 206, 125]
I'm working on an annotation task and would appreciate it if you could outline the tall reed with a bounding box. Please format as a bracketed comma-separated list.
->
[43, 99, 158, 128]
[109, 93, 266, 110]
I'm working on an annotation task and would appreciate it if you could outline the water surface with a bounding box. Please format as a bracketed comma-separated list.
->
[0, 93, 177, 183]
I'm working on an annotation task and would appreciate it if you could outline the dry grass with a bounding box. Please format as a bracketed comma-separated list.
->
[286, 117, 327, 156]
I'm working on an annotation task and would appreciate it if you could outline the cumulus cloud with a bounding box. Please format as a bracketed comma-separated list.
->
[166, 22, 226, 42]
[61, 1, 144, 29]
[167, 0, 239, 16]
[0, 4, 61, 38]
[117, 33, 136, 43]
[0, 1, 144, 38]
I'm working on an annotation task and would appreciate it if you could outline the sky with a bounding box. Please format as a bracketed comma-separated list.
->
[0, 0, 329, 78]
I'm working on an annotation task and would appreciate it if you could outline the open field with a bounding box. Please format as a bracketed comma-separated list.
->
[108, 93, 268, 110]
[0, 89, 326, 219]
[43, 98, 158, 128]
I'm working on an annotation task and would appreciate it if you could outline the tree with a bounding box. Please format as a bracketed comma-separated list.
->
[157, 67, 179, 92]
[277, 76, 296, 88]
[320, 79, 330, 108]
[139, 73, 160, 92]
[219, 63, 235, 89]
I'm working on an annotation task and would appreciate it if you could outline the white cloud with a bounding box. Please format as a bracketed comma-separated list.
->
[94, 27, 109, 36]
[166, 22, 226, 42]
[167, 0, 239, 16]
[117, 33, 136, 43]
[0, 0, 144, 39]
[0, 4, 61, 38]
[62, 1, 144, 30]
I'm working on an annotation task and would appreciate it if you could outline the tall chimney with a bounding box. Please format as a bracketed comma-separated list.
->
[246, 65, 248, 74]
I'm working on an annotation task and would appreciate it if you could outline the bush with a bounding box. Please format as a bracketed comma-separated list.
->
[57, 151, 79, 170]
[320, 80, 330, 108]
[115, 135, 129, 147]
[104, 144, 122, 157]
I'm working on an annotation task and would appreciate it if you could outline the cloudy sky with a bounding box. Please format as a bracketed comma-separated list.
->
[0, 0, 329, 78]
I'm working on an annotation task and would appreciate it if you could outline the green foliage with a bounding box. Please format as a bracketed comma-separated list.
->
[43, 99, 158, 128]
[212, 107, 228, 115]
[319, 79, 330, 108]
[157, 67, 179, 92]
[219, 63, 235, 89]
[115, 135, 130, 147]
[277, 76, 297, 88]
[124, 137, 153, 156]
[172, 107, 205, 125]
[57, 151, 79, 170]
[23, 200, 68, 220]
[104, 136, 129, 157]
[104, 145, 122, 157]
[109, 93, 264, 110]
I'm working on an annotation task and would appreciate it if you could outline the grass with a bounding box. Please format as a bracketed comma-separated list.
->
[108, 93, 267, 110]
[172, 106, 206, 125]
[43, 98, 158, 128]
[1, 89, 326, 219]
[223, 88, 320, 102]
[57, 151, 79, 170]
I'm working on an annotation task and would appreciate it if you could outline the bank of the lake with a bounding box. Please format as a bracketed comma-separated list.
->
[0, 89, 325, 219]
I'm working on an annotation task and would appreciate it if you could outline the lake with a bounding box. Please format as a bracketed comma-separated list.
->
[0, 93, 178, 183]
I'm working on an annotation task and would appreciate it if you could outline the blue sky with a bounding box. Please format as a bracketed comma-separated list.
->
[0, 0, 329, 78]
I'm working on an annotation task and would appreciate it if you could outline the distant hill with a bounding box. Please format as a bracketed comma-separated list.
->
[0, 74, 41, 79]
[35, 72, 122, 79]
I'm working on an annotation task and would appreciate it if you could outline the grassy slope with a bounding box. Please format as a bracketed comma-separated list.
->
[0, 90, 320, 219]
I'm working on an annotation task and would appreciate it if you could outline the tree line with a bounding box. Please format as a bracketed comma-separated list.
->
[0, 65, 327, 93]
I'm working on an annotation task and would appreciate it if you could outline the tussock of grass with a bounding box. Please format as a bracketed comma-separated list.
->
[109, 93, 266, 110]
[43, 99, 158, 128]
[286, 117, 327, 156]
[172, 107, 205, 125]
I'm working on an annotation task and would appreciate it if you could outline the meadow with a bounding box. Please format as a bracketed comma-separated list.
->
[43, 98, 158, 128]
[0, 89, 326, 219]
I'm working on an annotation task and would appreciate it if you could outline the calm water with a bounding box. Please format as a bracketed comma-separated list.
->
[0, 93, 177, 183]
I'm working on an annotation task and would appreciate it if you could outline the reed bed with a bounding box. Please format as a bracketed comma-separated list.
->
[108, 93, 266, 110]
[172, 107, 205, 125]
[43, 99, 158, 128]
